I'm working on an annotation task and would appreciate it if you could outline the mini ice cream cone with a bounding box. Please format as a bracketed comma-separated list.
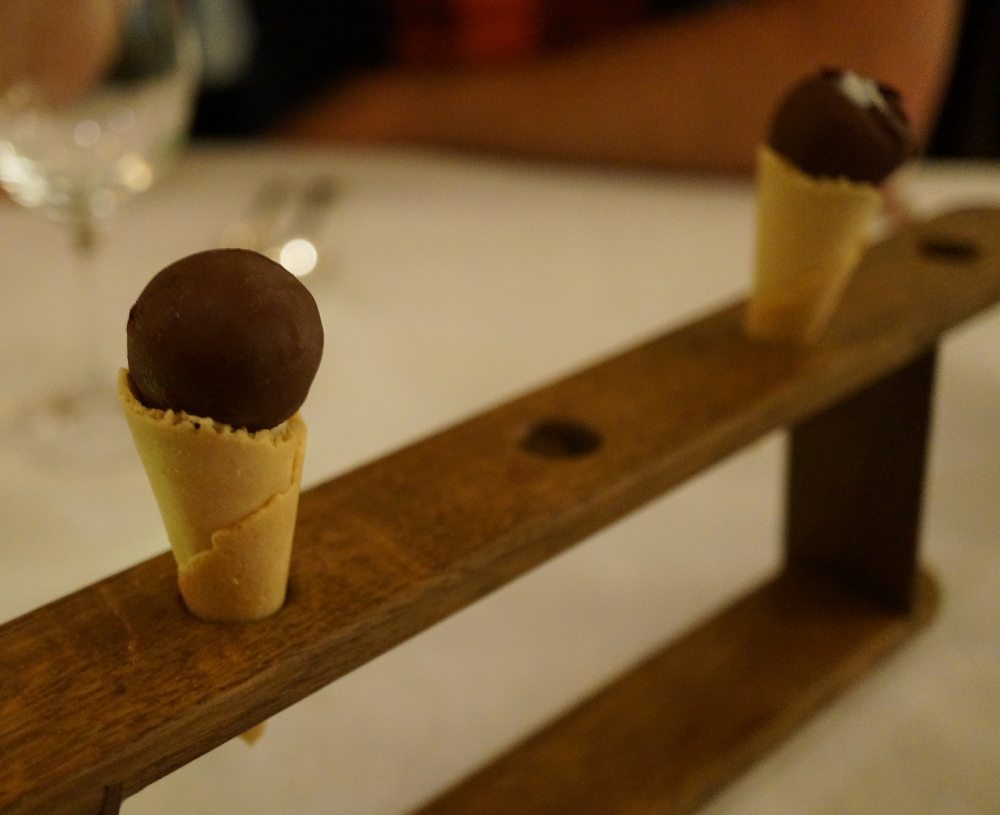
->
[745, 145, 882, 344]
[118, 370, 306, 622]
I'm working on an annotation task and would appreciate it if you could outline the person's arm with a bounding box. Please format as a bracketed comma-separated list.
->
[0, 0, 127, 105]
[276, 0, 961, 173]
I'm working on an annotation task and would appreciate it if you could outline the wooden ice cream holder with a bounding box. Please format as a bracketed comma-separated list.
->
[3, 207, 999, 815]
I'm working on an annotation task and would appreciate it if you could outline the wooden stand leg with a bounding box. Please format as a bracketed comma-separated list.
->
[410, 351, 944, 815]
[785, 350, 938, 612]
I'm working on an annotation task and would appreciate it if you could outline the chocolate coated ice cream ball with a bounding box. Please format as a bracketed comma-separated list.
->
[127, 249, 324, 431]
[768, 68, 914, 184]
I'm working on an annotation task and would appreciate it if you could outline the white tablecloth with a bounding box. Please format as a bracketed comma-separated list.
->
[1, 144, 998, 814]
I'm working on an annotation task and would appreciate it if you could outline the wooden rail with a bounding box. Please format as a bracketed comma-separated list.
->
[2, 208, 998, 815]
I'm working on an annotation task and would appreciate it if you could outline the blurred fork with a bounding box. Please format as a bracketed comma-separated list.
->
[222, 175, 339, 277]
[222, 176, 293, 253]
[272, 175, 339, 277]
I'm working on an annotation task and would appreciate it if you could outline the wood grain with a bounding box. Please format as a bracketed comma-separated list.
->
[1, 207, 998, 814]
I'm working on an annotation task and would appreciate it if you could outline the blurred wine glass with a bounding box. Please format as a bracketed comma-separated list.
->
[0, 0, 200, 467]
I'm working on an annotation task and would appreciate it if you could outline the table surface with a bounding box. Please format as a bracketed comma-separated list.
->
[1, 144, 998, 815]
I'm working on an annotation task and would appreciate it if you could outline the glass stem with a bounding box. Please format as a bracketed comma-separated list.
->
[71, 198, 104, 391]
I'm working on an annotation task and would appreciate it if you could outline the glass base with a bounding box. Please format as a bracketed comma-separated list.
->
[3, 378, 139, 474]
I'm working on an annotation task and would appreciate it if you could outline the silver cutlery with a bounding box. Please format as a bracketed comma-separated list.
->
[223, 175, 339, 277]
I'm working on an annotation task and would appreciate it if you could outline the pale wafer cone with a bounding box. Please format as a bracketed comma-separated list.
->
[745, 145, 883, 343]
[118, 370, 306, 622]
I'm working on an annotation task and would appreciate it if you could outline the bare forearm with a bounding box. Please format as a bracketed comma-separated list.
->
[278, 0, 961, 173]
[0, 0, 127, 104]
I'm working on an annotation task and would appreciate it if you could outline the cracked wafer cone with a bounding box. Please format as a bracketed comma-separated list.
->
[121, 249, 323, 622]
[745, 145, 881, 343]
[119, 370, 306, 621]
[745, 68, 914, 344]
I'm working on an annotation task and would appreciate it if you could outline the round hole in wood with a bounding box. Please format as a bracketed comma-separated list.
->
[522, 419, 602, 459]
[919, 235, 980, 262]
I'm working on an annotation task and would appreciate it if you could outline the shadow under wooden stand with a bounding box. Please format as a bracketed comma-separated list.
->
[2, 208, 999, 815]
